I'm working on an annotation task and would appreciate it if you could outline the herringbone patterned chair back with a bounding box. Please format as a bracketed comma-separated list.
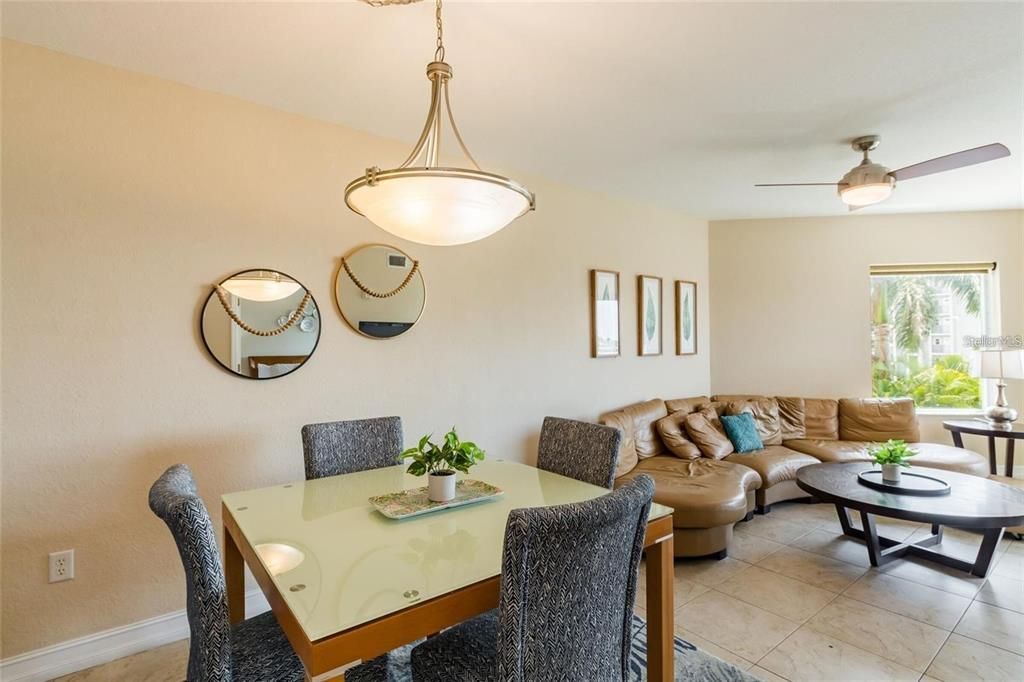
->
[537, 416, 622, 489]
[149, 464, 232, 681]
[301, 416, 403, 480]
[497, 474, 654, 681]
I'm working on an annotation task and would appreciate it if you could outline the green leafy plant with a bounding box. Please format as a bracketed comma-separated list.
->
[400, 427, 485, 477]
[868, 439, 917, 468]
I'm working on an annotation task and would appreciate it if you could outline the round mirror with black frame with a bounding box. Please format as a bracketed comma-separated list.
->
[200, 269, 321, 379]
[336, 244, 426, 339]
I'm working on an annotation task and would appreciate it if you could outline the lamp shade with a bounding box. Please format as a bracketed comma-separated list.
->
[979, 349, 1024, 380]
[345, 170, 533, 246]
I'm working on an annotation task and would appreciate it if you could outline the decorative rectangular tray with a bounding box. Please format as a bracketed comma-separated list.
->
[369, 479, 504, 520]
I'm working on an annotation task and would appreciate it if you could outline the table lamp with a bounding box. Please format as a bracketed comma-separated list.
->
[979, 349, 1024, 428]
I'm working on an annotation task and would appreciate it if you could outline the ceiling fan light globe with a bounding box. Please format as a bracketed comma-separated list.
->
[839, 182, 894, 207]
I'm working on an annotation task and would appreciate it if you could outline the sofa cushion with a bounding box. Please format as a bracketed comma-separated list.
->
[776, 396, 806, 440]
[711, 394, 767, 402]
[724, 445, 819, 486]
[908, 443, 989, 477]
[683, 407, 735, 460]
[616, 455, 761, 529]
[839, 398, 920, 442]
[783, 439, 989, 477]
[784, 438, 872, 463]
[804, 398, 839, 439]
[655, 412, 702, 460]
[665, 395, 711, 415]
[599, 399, 669, 478]
[724, 398, 783, 446]
[721, 413, 764, 453]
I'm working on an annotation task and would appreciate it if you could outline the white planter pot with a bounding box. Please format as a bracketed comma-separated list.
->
[428, 471, 457, 503]
[881, 464, 902, 484]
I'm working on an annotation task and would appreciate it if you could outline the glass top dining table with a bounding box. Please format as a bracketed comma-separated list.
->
[222, 459, 676, 681]
[220, 456, 675, 679]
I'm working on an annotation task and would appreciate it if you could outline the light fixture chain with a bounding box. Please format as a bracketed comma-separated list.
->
[434, 0, 445, 62]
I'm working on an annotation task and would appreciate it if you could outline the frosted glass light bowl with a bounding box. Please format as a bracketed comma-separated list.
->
[345, 168, 534, 246]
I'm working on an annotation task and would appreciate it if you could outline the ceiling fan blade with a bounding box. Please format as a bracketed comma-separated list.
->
[754, 183, 840, 187]
[890, 143, 1010, 181]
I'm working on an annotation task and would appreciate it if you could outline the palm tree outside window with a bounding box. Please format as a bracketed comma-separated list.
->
[870, 263, 996, 410]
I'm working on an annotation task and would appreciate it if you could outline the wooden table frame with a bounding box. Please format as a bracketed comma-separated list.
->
[224, 505, 674, 681]
[833, 505, 1004, 577]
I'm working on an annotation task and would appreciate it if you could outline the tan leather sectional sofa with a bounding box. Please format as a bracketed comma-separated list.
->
[600, 395, 989, 559]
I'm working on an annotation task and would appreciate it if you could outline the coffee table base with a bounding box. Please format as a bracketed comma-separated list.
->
[834, 505, 1004, 578]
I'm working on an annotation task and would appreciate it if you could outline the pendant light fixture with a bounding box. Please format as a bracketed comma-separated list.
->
[346, 0, 535, 246]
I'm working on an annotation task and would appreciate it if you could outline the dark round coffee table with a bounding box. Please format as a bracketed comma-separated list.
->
[796, 462, 1024, 577]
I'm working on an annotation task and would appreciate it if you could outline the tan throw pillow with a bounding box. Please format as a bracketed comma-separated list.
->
[683, 407, 735, 459]
[725, 398, 783, 445]
[655, 412, 702, 460]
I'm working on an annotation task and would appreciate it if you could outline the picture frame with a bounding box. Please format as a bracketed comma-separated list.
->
[637, 275, 663, 356]
[675, 280, 697, 355]
[590, 269, 620, 358]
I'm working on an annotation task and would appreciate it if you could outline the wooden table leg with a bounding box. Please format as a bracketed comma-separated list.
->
[971, 528, 1005, 577]
[988, 436, 998, 476]
[223, 518, 245, 625]
[645, 533, 674, 682]
[1006, 440, 1015, 477]
[950, 430, 964, 448]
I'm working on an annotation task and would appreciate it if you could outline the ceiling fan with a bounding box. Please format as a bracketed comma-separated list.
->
[755, 136, 1010, 209]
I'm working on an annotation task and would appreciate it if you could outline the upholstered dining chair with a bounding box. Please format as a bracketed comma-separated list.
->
[149, 464, 305, 681]
[410, 474, 655, 682]
[537, 416, 622, 489]
[300, 416, 403, 480]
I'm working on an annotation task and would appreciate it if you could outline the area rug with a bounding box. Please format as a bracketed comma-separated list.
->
[346, 614, 756, 681]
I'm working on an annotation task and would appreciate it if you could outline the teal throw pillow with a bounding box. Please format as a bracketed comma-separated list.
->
[720, 412, 763, 453]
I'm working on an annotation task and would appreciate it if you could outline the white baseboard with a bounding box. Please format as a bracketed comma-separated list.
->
[1, 590, 270, 682]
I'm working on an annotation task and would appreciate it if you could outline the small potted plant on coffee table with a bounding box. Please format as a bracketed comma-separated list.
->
[869, 439, 916, 484]
[400, 427, 486, 503]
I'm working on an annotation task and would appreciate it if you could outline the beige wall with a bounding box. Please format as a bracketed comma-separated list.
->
[0, 41, 710, 656]
[709, 210, 1024, 449]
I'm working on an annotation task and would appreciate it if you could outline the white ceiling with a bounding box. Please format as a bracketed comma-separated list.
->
[3, 1, 1022, 220]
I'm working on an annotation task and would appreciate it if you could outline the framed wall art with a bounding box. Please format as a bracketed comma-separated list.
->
[590, 269, 620, 358]
[676, 280, 697, 355]
[637, 275, 663, 356]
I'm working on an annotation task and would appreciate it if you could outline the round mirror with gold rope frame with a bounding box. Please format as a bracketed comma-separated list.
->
[200, 268, 321, 380]
[335, 244, 427, 340]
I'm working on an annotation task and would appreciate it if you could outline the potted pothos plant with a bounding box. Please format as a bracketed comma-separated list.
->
[869, 439, 917, 483]
[400, 428, 486, 503]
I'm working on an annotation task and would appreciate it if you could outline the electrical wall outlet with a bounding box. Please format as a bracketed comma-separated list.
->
[49, 549, 74, 583]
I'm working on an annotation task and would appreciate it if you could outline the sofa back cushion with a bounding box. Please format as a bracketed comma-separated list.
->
[724, 398, 783, 445]
[655, 412, 702, 460]
[711, 394, 767, 403]
[839, 398, 920, 442]
[803, 398, 840, 439]
[598, 399, 669, 477]
[776, 396, 806, 440]
[683, 407, 735, 459]
[665, 395, 711, 415]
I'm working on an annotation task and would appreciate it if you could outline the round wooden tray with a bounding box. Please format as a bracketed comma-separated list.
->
[857, 470, 951, 496]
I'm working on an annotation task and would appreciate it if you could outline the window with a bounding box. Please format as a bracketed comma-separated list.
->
[870, 262, 996, 410]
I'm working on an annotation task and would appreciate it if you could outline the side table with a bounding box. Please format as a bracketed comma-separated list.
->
[943, 419, 1024, 477]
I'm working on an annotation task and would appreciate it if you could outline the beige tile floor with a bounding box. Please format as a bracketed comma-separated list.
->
[58, 501, 1024, 681]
